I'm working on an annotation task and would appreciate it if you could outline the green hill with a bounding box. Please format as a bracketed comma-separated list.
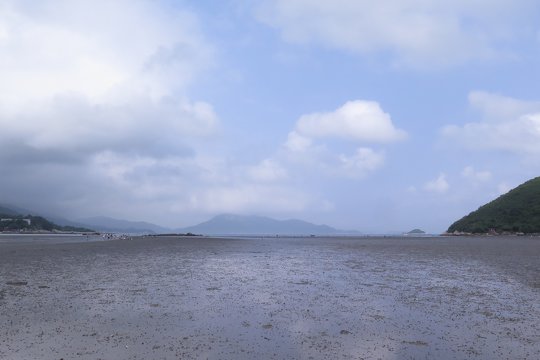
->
[448, 177, 540, 234]
[0, 214, 94, 233]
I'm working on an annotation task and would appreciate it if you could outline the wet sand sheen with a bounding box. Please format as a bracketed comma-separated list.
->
[1, 235, 539, 359]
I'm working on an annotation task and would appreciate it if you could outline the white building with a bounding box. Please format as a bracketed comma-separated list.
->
[0, 218, 31, 225]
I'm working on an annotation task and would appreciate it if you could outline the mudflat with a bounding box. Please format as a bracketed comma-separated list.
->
[1, 235, 539, 359]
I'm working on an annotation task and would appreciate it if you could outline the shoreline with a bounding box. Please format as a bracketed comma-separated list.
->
[443, 231, 537, 236]
[0, 231, 99, 236]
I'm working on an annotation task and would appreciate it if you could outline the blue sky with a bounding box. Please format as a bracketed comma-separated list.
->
[1, 0, 539, 232]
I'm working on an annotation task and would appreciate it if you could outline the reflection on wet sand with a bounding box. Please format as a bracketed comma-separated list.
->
[1, 235, 539, 359]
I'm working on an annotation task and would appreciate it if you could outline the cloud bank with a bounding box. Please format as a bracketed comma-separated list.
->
[0, 0, 226, 222]
[0, 0, 215, 155]
[258, 0, 537, 67]
[443, 92, 540, 155]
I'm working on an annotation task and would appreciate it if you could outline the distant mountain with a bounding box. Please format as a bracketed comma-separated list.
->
[0, 207, 93, 233]
[1, 203, 352, 235]
[448, 176, 540, 234]
[0, 204, 172, 233]
[45, 215, 95, 230]
[0, 203, 38, 216]
[0, 205, 20, 216]
[177, 214, 348, 235]
[78, 216, 170, 234]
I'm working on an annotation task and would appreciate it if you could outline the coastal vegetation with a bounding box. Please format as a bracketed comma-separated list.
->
[0, 214, 93, 233]
[448, 176, 540, 234]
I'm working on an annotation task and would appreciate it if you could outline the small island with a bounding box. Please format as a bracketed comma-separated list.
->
[406, 228, 426, 235]
[447, 176, 540, 235]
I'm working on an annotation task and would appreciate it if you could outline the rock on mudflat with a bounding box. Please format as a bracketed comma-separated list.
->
[6, 281, 27, 286]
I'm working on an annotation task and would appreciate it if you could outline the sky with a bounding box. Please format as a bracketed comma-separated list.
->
[1, 0, 539, 233]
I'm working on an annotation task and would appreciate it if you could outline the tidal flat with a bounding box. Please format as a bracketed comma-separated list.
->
[1, 235, 539, 359]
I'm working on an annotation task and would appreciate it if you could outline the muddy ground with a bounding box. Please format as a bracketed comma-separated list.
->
[1, 235, 539, 359]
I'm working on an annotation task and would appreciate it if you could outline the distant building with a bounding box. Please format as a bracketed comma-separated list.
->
[0, 218, 31, 225]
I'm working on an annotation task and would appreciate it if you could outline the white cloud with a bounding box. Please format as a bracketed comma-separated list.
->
[338, 148, 385, 178]
[291, 100, 406, 144]
[1, 96, 218, 159]
[0, 1, 211, 109]
[185, 185, 310, 214]
[248, 159, 288, 182]
[281, 100, 403, 179]
[74, 151, 317, 222]
[0, 1, 216, 159]
[281, 143, 385, 179]
[284, 131, 313, 152]
[0, 1, 231, 224]
[258, 0, 535, 67]
[461, 166, 492, 182]
[467, 91, 540, 122]
[442, 92, 540, 155]
[424, 173, 449, 193]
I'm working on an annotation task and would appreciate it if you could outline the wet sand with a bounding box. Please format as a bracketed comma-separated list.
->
[1, 235, 539, 359]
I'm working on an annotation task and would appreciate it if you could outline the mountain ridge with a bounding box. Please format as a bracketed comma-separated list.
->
[0, 204, 155, 234]
[177, 214, 354, 235]
[76, 216, 170, 234]
[1, 203, 356, 235]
